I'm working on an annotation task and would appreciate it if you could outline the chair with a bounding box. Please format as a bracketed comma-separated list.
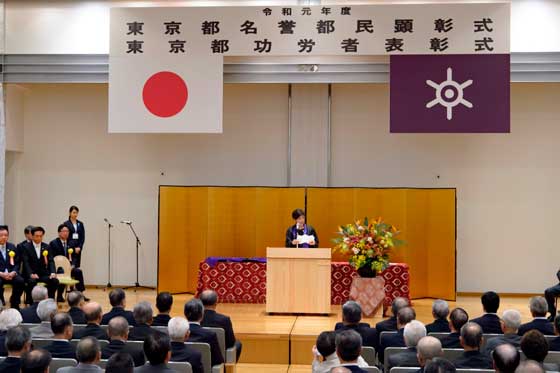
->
[153, 325, 169, 334]
[390, 368, 421, 373]
[363, 367, 381, 373]
[32, 338, 59, 349]
[168, 361, 194, 373]
[204, 327, 226, 362]
[456, 370, 495, 373]
[185, 342, 212, 373]
[442, 348, 465, 361]
[54, 255, 79, 300]
[21, 323, 37, 331]
[71, 324, 87, 334]
[545, 335, 558, 344]
[50, 358, 77, 371]
[544, 351, 560, 365]
[0, 357, 4, 363]
[384, 347, 407, 369]
[428, 332, 450, 340]
[361, 346, 376, 366]
[98, 359, 108, 369]
[1, 284, 12, 306]
[100, 324, 109, 332]
[482, 333, 501, 347]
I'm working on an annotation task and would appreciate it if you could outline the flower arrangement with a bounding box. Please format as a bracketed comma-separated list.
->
[332, 217, 403, 277]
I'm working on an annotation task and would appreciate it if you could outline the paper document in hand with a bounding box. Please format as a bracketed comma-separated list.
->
[297, 234, 315, 244]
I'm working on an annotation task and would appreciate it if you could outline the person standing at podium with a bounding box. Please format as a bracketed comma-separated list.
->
[285, 209, 319, 248]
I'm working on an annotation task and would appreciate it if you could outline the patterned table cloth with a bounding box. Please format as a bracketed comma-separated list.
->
[196, 259, 410, 314]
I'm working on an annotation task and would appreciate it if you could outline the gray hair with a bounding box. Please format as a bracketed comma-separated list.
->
[529, 296, 548, 317]
[461, 322, 483, 349]
[133, 301, 153, 324]
[342, 301, 362, 324]
[417, 336, 443, 362]
[392, 297, 409, 316]
[6, 326, 31, 352]
[0, 308, 23, 331]
[432, 300, 450, 319]
[168, 317, 190, 342]
[36, 299, 57, 322]
[404, 320, 427, 347]
[502, 309, 522, 331]
[31, 285, 48, 303]
[108, 316, 129, 339]
[76, 336, 100, 363]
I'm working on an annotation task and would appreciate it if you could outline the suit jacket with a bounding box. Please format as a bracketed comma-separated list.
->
[58, 363, 103, 372]
[0, 356, 22, 373]
[285, 224, 319, 248]
[152, 314, 171, 327]
[134, 363, 176, 372]
[518, 318, 555, 336]
[20, 302, 41, 323]
[0, 242, 21, 274]
[335, 324, 378, 350]
[44, 340, 77, 359]
[335, 322, 371, 329]
[440, 332, 461, 348]
[22, 241, 55, 278]
[376, 316, 398, 334]
[49, 237, 75, 267]
[101, 307, 136, 326]
[453, 350, 493, 369]
[379, 328, 405, 364]
[426, 318, 450, 334]
[471, 314, 502, 334]
[69, 307, 87, 325]
[170, 341, 204, 373]
[64, 220, 85, 267]
[73, 323, 109, 340]
[0, 331, 7, 356]
[387, 347, 419, 371]
[549, 336, 560, 351]
[128, 323, 155, 341]
[30, 321, 54, 339]
[201, 309, 237, 348]
[102, 339, 146, 367]
[188, 323, 224, 366]
[483, 333, 521, 355]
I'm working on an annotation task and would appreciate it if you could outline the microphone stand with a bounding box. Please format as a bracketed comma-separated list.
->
[104, 219, 113, 289]
[123, 222, 154, 291]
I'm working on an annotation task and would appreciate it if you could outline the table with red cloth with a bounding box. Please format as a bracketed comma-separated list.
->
[196, 258, 410, 315]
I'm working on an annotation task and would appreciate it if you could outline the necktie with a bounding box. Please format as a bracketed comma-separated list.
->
[63, 241, 67, 256]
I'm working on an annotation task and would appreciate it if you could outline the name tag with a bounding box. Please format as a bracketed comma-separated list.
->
[72, 233, 79, 240]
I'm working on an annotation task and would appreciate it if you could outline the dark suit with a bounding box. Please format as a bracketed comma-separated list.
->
[440, 332, 461, 348]
[387, 347, 419, 371]
[0, 356, 22, 373]
[518, 318, 555, 336]
[20, 302, 41, 323]
[453, 350, 493, 369]
[339, 365, 367, 373]
[22, 241, 59, 299]
[49, 238, 85, 292]
[134, 363, 176, 372]
[128, 323, 155, 341]
[471, 314, 502, 334]
[379, 328, 405, 364]
[102, 339, 146, 367]
[152, 314, 171, 327]
[0, 242, 25, 308]
[101, 307, 136, 326]
[69, 306, 86, 325]
[335, 324, 378, 350]
[426, 318, 450, 333]
[188, 323, 224, 366]
[285, 224, 319, 248]
[376, 316, 398, 334]
[545, 271, 560, 317]
[483, 333, 521, 355]
[0, 330, 6, 356]
[72, 323, 108, 340]
[64, 219, 85, 268]
[43, 340, 77, 359]
[201, 309, 243, 361]
[549, 336, 560, 351]
[170, 341, 204, 373]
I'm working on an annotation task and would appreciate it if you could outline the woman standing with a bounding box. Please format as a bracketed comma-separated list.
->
[64, 205, 85, 268]
[285, 208, 319, 248]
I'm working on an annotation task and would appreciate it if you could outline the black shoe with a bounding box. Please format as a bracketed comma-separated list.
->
[84, 296, 90, 302]
[548, 315, 555, 322]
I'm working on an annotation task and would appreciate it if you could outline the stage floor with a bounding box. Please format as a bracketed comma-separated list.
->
[57, 288, 537, 372]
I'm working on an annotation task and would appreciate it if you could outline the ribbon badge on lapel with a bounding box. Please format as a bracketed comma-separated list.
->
[8, 250, 15, 266]
[42, 250, 49, 265]
[68, 248, 73, 263]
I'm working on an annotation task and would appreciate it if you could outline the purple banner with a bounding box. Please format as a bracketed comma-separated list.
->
[390, 54, 510, 133]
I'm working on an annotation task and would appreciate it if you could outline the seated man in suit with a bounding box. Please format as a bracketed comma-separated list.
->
[128, 301, 155, 341]
[312, 331, 369, 373]
[0, 308, 23, 356]
[334, 301, 378, 351]
[73, 302, 108, 340]
[545, 268, 560, 322]
[387, 320, 426, 371]
[101, 316, 145, 367]
[153, 292, 173, 327]
[43, 313, 76, 359]
[58, 336, 103, 372]
[20, 285, 48, 324]
[492, 343, 520, 373]
[49, 224, 86, 302]
[16, 226, 33, 255]
[519, 296, 554, 336]
[424, 358, 456, 373]
[30, 299, 57, 339]
[67, 291, 86, 325]
[106, 352, 134, 373]
[375, 297, 409, 335]
[168, 316, 203, 373]
[471, 291, 502, 334]
[416, 336, 443, 373]
[379, 306, 416, 364]
[21, 348, 52, 373]
[335, 329, 367, 373]
[483, 309, 522, 355]
[453, 322, 493, 369]
[101, 288, 136, 326]
[184, 298, 224, 367]
[200, 289, 243, 362]
[426, 300, 451, 334]
[134, 331, 176, 373]
[22, 226, 59, 300]
[440, 307, 468, 348]
[550, 314, 560, 351]
[0, 225, 26, 309]
[0, 325, 31, 373]
[521, 330, 559, 372]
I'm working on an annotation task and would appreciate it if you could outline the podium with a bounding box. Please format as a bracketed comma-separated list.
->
[266, 247, 331, 314]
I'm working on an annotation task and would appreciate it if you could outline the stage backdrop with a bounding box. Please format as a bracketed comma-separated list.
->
[158, 186, 456, 299]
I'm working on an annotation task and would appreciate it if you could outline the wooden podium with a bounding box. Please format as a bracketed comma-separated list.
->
[266, 247, 331, 314]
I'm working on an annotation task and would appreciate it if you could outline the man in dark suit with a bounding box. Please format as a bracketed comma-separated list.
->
[335, 329, 367, 373]
[168, 316, 204, 373]
[21, 348, 52, 373]
[545, 268, 560, 322]
[416, 336, 443, 373]
[57, 337, 103, 373]
[0, 225, 26, 309]
[184, 298, 224, 367]
[453, 322, 493, 369]
[492, 343, 520, 373]
[43, 313, 76, 359]
[0, 326, 31, 373]
[106, 352, 134, 373]
[379, 306, 416, 364]
[20, 285, 48, 324]
[483, 309, 522, 356]
[375, 297, 409, 335]
[101, 288, 136, 326]
[102, 316, 146, 367]
[440, 307, 468, 348]
[73, 302, 109, 340]
[550, 315, 560, 351]
[128, 301, 155, 341]
[22, 226, 59, 300]
[134, 331, 176, 372]
[49, 224, 86, 302]
[387, 320, 426, 371]
[152, 292, 172, 327]
[16, 226, 33, 257]
[426, 300, 451, 334]
[200, 289, 243, 361]
[67, 291, 86, 325]
[471, 291, 502, 334]
[334, 300, 378, 351]
[521, 330, 559, 371]
[518, 296, 554, 336]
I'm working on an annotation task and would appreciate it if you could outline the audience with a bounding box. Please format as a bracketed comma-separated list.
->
[106, 352, 134, 373]
[152, 292, 173, 327]
[440, 308, 468, 348]
[518, 296, 554, 336]
[426, 300, 451, 333]
[128, 301, 155, 341]
[20, 285, 47, 324]
[0, 308, 23, 356]
[30, 299, 57, 339]
[335, 329, 367, 373]
[334, 301, 378, 350]
[21, 349, 52, 373]
[387, 320, 426, 371]
[471, 291, 502, 334]
[73, 301, 108, 340]
[454, 322, 493, 369]
[520, 329, 558, 371]
[483, 309, 522, 355]
[200, 289, 243, 361]
[67, 291, 86, 325]
[416, 336, 443, 373]
[134, 331, 175, 372]
[184, 298, 224, 366]
[0, 326, 31, 372]
[492, 343, 520, 373]
[58, 336, 103, 372]
[425, 357, 456, 373]
[375, 297, 409, 334]
[379, 306, 416, 363]
[101, 288, 136, 326]
[102, 316, 146, 367]
[168, 316, 204, 373]
[550, 314, 560, 351]
[43, 312, 76, 359]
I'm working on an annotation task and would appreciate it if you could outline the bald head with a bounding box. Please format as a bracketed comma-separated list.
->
[460, 322, 483, 350]
[515, 360, 545, 373]
[83, 302, 103, 325]
[493, 343, 520, 373]
[108, 317, 129, 341]
[200, 290, 218, 310]
[417, 336, 443, 367]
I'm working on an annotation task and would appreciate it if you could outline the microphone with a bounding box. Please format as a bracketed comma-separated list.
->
[121, 220, 132, 225]
[104, 218, 114, 228]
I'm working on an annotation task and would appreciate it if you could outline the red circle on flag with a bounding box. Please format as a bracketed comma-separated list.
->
[142, 71, 188, 118]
